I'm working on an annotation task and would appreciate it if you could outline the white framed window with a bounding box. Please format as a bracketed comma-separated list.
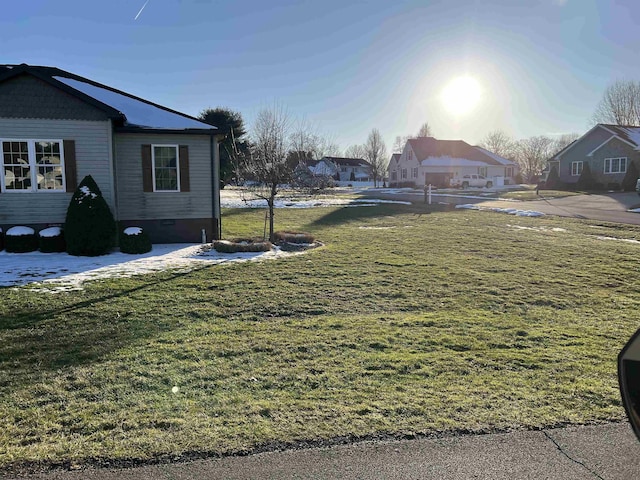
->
[604, 157, 627, 174]
[401, 168, 407, 179]
[391, 171, 397, 181]
[505, 167, 514, 177]
[411, 167, 418, 178]
[1, 140, 65, 192]
[571, 161, 583, 176]
[152, 145, 180, 192]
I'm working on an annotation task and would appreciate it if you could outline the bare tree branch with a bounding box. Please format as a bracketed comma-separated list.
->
[592, 80, 640, 126]
[364, 129, 388, 187]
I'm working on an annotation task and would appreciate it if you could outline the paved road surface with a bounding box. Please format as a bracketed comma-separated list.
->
[7, 423, 640, 480]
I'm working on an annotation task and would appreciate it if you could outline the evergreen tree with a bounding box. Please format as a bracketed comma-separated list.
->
[545, 165, 559, 189]
[622, 160, 640, 192]
[65, 175, 116, 256]
[576, 162, 595, 191]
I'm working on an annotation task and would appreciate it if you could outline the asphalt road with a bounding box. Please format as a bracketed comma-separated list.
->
[9, 423, 640, 480]
[363, 189, 640, 225]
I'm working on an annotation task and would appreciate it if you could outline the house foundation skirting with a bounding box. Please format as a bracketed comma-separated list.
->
[119, 218, 216, 244]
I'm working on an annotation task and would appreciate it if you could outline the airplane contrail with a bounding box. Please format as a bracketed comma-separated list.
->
[134, 0, 150, 20]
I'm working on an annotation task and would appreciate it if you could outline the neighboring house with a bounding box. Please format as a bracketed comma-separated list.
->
[0, 64, 224, 243]
[388, 137, 517, 188]
[319, 156, 372, 182]
[547, 124, 640, 187]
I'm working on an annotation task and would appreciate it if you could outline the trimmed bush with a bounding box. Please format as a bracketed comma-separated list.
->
[274, 230, 315, 244]
[213, 238, 272, 253]
[39, 227, 66, 253]
[65, 175, 116, 256]
[545, 166, 560, 190]
[5, 226, 38, 253]
[622, 160, 640, 192]
[576, 162, 595, 191]
[120, 227, 152, 254]
[0, 227, 3, 251]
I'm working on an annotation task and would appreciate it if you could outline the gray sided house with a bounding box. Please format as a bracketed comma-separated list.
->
[0, 64, 224, 243]
[388, 137, 517, 188]
[548, 124, 640, 188]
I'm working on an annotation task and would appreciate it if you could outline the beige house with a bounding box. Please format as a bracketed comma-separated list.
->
[388, 137, 517, 188]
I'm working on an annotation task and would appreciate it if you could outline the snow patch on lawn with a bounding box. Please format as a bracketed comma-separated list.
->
[456, 204, 545, 217]
[0, 244, 303, 292]
[594, 236, 640, 245]
[221, 190, 410, 208]
[508, 224, 567, 232]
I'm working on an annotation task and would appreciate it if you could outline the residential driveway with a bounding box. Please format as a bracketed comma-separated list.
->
[8, 423, 640, 479]
[360, 189, 640, 225]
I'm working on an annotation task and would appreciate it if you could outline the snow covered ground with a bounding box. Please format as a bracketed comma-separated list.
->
[0, 244, 301, 292]
[220, 189, 411, 208]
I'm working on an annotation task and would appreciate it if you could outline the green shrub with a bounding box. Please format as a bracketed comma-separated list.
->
[5, 226, 38, 253]
[39, 227, 66, 253]
[545, 166, 560, 190]
[576, 163, 595, 190]
[274, 230, 315, 244]
[0, 227, 3, 251]
[213, 238, 272, 253]
[622, 160, 640, 192]
[120, 227, 152, 254]
[64, 175, 116, 256]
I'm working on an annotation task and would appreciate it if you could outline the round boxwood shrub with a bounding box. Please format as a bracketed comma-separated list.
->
[120, 227, 152, 254]
[213, 238, 272, 253]
[5, 226, 38, 253]
[39, 226, 66, 253]
[65, 175, 116, 256]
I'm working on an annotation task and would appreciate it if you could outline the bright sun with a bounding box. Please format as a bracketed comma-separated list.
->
[441, 76, 482, 116]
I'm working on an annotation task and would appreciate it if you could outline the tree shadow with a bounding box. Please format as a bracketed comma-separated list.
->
[305, 202, 433, 228]
[0, 265, 211, 379]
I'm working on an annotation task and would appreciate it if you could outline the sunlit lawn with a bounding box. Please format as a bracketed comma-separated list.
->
[1, 203, 640, 471]
[500, 187, 583, 201]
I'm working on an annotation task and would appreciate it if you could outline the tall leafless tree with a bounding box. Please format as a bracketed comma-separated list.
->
[514, 135, 555, 182]
[364, 129, 388, 187]
[416, 122, 433, 138]
[244, 105, 292, 241]
[344, 144, 366, 159]
[392, 135, 410, 154]
[592, 80, 640, 126]
[552, 133, 580, 154]
[479, 130, 515, 159]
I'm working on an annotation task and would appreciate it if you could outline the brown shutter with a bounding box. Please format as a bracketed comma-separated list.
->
[63, 140, 77, 192]
[142, 144, 153, 192]
[179, 145, 190, 192]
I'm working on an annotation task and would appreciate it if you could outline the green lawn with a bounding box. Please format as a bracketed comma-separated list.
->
[2, 204, 640, 471]
[499, 188, 583, 201]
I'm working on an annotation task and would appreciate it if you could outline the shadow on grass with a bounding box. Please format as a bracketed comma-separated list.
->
[305, 202, 438, 228]
[0, 266, 211, 374]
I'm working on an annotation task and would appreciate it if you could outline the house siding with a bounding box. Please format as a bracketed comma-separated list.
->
[0, 74, 110, 121]
[588, 138, 640, 186]
[114, 133, 213, 241]
[0, 118, 113, 227]
[556, 126, 617, 183]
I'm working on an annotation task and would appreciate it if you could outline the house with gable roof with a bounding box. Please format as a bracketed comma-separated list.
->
[0, 64, 224, 243]
[547, 124, 640, 187]
[388, 137, 517, 188]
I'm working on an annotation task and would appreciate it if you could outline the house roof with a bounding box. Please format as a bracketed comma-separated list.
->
[321, 156, 371, 167]
[389, 153, 401, 165]
[407, 137, 514, 166]
[0, 64, 218, 133]
[552, 124, 640, 160]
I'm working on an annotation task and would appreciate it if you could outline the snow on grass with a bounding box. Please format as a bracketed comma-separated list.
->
[0, 244, 304, 292]
[220, 190, 410, 208]
[456, 204, 545, 217]
[594, 236, 640, 245]
[508, 224, 567, 232]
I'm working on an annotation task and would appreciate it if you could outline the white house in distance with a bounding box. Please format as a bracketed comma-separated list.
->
[302, 156, 373, 183]
[388, 137, 518, 188]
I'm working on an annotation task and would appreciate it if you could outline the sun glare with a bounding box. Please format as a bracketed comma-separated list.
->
[441, 76, 482, 116]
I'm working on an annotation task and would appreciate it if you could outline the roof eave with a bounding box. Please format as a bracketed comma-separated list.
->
[115, 126, 219, 135]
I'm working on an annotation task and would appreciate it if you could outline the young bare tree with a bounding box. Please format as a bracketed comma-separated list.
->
[552, 133, 580, 154]
[244, 105, 292, 241]
[592, 80, 640, 126]
[364, 129, 388, 187]
[416, 122, 433, 138]
[514, 135, 555, 182]
[480, 130, 514, 158]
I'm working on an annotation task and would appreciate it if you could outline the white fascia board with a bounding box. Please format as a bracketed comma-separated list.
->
[553, 124, 607, 160]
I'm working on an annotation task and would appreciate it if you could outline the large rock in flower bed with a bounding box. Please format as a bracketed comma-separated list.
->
[213, 238, 273, 253]
[5, 226, 38, 253]
[65, 175, 116, 256]
[39, 226, 66, 253]
[120, 227, 152, 254]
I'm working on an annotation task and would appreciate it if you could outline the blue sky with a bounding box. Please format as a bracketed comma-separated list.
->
[2, 0, 639, 152]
